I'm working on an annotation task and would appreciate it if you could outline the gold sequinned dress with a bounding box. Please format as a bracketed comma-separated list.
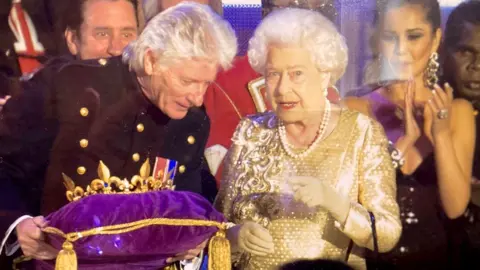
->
[215, 109, 402, 270]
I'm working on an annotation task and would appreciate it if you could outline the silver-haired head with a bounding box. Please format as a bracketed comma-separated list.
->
[124, 1, 237, 72]
[248, 7, 348, 85]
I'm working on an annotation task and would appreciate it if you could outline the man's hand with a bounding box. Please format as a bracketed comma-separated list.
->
[16, 216, 58, 260]
[166, 239, 208, 263]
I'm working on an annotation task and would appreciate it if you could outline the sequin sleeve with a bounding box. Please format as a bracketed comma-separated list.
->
[214, 118, 250, 221]
[337, 117, 402, 253]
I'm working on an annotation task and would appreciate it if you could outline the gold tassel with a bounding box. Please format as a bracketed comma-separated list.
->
[208, 230, 231, 270]
[163, 265, 178, 270]
[44, 220, 232, 270]
[55, 241, 78, 270]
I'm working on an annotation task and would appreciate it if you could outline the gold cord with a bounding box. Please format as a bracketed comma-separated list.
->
[211, 81, 242, 119]
[43, 218, 227, 242]
[42, 218, 231, 270]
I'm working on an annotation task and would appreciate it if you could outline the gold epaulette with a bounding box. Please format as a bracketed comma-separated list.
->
[62, 159, 174, 202]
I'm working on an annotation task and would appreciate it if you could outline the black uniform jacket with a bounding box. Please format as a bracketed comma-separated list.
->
[0, 56, 217, 235]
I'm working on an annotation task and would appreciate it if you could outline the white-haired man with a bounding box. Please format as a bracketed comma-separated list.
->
[0, 3, 237, 268]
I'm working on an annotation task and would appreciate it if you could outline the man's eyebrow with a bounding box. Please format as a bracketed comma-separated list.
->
[93, 27, 111, 31]
[120, 27, 137, 32]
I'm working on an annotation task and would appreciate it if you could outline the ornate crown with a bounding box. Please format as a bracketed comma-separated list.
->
[62, 159, 175, 202]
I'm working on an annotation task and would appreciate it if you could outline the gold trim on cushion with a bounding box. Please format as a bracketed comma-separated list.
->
[42, 219, 231, 270]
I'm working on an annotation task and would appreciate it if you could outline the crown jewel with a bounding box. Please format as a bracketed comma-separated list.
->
[63, 159, 175, 202]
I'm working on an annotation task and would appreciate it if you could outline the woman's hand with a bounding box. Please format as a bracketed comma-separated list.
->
[289, 176, 350, 224]
[424, 83, 454, 143]
[402, 80, 421, 144]
[226, 222, 274, 256]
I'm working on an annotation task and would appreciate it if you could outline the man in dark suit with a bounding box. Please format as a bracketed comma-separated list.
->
[0, 2, 236, 267]
[0, 0, 139, 112]
[1, 1, 139, 268]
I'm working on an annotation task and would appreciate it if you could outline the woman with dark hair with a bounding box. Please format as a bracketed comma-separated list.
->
[345, 0, 475, 268]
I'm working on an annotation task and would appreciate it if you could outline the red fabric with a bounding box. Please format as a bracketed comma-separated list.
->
[205, 56, 259, 150]
[8, 2, 45, 74]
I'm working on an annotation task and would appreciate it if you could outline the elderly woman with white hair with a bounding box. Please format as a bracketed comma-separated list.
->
[215, 8, 402, 270]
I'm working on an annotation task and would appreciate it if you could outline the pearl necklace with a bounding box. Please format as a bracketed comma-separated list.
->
[278, 100, 331, 159]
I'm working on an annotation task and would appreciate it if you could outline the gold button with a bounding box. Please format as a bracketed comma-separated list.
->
[80, 107, 89, 117]
[136, 124, 144, 133]
[178, 165, 186, 174]
[132, 153, 140, 162]
[187, 135, 195, 145]
[79, 139, 88, 148]
[98, 58, 107, 66]
[77, 166, 86, 175]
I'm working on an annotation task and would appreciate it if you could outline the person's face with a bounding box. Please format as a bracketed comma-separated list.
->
[446, 23, 480, 105]
[143, 54, 219, 119]
[265, 46, 330, 124]
[66, 0, 138, 60]
[378, 4, 441, 81]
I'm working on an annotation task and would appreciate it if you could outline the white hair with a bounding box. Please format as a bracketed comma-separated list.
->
[248, 8, 348, 85]
[142, 0, 224, 23]
[124, 2, 237, 72]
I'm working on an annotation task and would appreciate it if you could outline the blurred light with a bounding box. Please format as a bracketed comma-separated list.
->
[222, 0, 465, 6]
[223, 0, 261, 4]
[438, 0, 466, 7]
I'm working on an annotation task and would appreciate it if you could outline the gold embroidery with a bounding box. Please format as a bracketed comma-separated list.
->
[216, 110, 401, 270]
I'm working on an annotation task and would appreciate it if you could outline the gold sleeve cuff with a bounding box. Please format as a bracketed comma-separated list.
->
[335, 202, 401, 252]
[334, 202, 371, 245]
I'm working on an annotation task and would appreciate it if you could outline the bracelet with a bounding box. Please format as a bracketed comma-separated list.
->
[388, 141, 405, 169]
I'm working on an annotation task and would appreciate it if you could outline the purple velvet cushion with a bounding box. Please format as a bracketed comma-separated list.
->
[37, 191, 225, 269]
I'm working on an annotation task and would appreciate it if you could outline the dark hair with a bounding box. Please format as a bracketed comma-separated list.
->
[374, 0, 441, 30]
[280, 259, 354, 270]
[61, 0, 138, 34]
[444, 1, 480, 50]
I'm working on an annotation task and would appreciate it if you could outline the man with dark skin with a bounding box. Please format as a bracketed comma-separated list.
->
[442, 1, 480, 267]
[442, 0, 480, 183]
